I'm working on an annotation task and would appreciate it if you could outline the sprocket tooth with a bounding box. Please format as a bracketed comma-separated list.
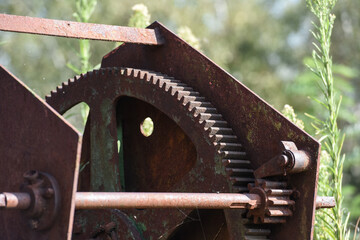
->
[184, 99, 194, 112]
[215, 142, 243, 151]
[222, 159, 251, 167]
[124, 68, 133, 76]
[132, 69, 140, 78]
[211, 134, 238, 143]
[138, 71, 147, 80]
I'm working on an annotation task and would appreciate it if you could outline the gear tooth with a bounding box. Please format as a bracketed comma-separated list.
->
[125, 68, 133, 76]
[50, 90, 57, 96]
[147, 75, 154, 83]
[62, 82, 68, 88]
[173, 90, 181, 102]
[132, 69, 140, 78]
[160, 80, 168, 91]
[120, 68, 126, 75]
[166, 84, 173, 94]
[140, 71, 147, 80]
[185, 100, 194, 112]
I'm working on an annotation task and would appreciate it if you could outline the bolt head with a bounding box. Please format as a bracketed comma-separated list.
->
[29, 219, 39, 230]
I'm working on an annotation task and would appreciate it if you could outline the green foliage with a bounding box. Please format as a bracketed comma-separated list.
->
[128, 3, 150, 28]
[65, 0, 98, 130]
[306, 0, 351, 239]
[281, 104, 305, 130]
[177, 26, 201, 50]
[73, 0, 97, 23]
[140, 117, 154, 137]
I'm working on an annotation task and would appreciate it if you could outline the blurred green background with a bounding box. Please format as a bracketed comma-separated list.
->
[1, 0, 359, 226]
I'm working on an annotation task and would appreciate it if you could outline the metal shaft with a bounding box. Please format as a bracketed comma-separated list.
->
[0, 14, 164, 45]
[75, 192, 261, 209]
[0, 192, 335, 210]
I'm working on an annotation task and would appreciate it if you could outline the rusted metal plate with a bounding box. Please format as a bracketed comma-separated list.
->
[101, 22, 321, 240]
[0, 66, 81, 240]
[0, 14, 164, 45]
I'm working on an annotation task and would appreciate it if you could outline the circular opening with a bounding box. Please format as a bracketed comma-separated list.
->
[140, 117, 154, 137]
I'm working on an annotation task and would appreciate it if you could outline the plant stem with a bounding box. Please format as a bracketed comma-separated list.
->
[306, 0, 350, 239]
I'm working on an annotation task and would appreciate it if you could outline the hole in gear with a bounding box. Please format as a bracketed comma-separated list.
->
[140, 117, 154, 137]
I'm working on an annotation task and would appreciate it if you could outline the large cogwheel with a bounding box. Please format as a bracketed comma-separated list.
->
[46, 67, 269, 239]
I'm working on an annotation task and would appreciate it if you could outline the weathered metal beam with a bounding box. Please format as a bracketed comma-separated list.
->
[0, 14, 164, 45]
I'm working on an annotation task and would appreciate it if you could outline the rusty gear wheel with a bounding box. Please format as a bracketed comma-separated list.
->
[46, 67, 270, 239]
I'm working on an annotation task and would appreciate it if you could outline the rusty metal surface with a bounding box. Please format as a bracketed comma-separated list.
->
[316, 196, 335, 209]
[101, 22, 321, 240]
[46, 67, 252, 239]
[20, 170, 61, 231]
[0, 193, 31, 209]
[0, 14, 164, 45]
[254, 141, 311, 178]
[75, 192, 261, 209]
[0, 66, 81, 240]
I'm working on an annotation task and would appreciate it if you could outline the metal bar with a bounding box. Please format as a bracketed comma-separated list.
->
[0, 192, 335, 210]
[0, 14, 164, 45]
[315, 196, 335, 209]
[75, 192, 261, 209]
[0, 192, 31, 209]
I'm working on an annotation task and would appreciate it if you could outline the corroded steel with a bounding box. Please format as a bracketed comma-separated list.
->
[0, 193, 31, 209]
[75, 192, 261, 209]
[0, 66, 81, 240]
[316, 196, 336, 209]
[101, 22, 322, 239]
[0, 14, 164, 45]
[46, 67, 252, 239]
[254, 141, 312, 179]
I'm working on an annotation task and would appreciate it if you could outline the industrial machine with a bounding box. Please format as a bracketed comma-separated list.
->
[0, 14, 334, 239]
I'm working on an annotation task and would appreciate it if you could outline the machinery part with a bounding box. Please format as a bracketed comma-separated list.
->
[0, 170, 62, 231]
[316, 196, 336, 209]
[0, 66, 81, 240]
[0, 14, 164, 45]
[254, 141, 311, 179]
[46, 67, 254, 239]
[75, 192, 261, 209]
[20, 170, 61, 230]
[102, 22, 322, 239]
[248, 179, 295, 224]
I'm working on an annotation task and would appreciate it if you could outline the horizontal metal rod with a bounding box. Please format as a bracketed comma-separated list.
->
[315, 196, 335, 209]
[0, 14, 164, 45]
[0, 192, 335, 210]
[0, 192, 31, 209]
[75, 192, 261, 209]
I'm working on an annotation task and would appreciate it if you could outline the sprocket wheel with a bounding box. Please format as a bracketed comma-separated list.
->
[46, 67, 269, 239]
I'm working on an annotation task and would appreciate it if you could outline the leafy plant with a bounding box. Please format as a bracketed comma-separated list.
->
[306, 0, 350, 239]
[66, 0, 98, 128]
[128, 3, 151, 28]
